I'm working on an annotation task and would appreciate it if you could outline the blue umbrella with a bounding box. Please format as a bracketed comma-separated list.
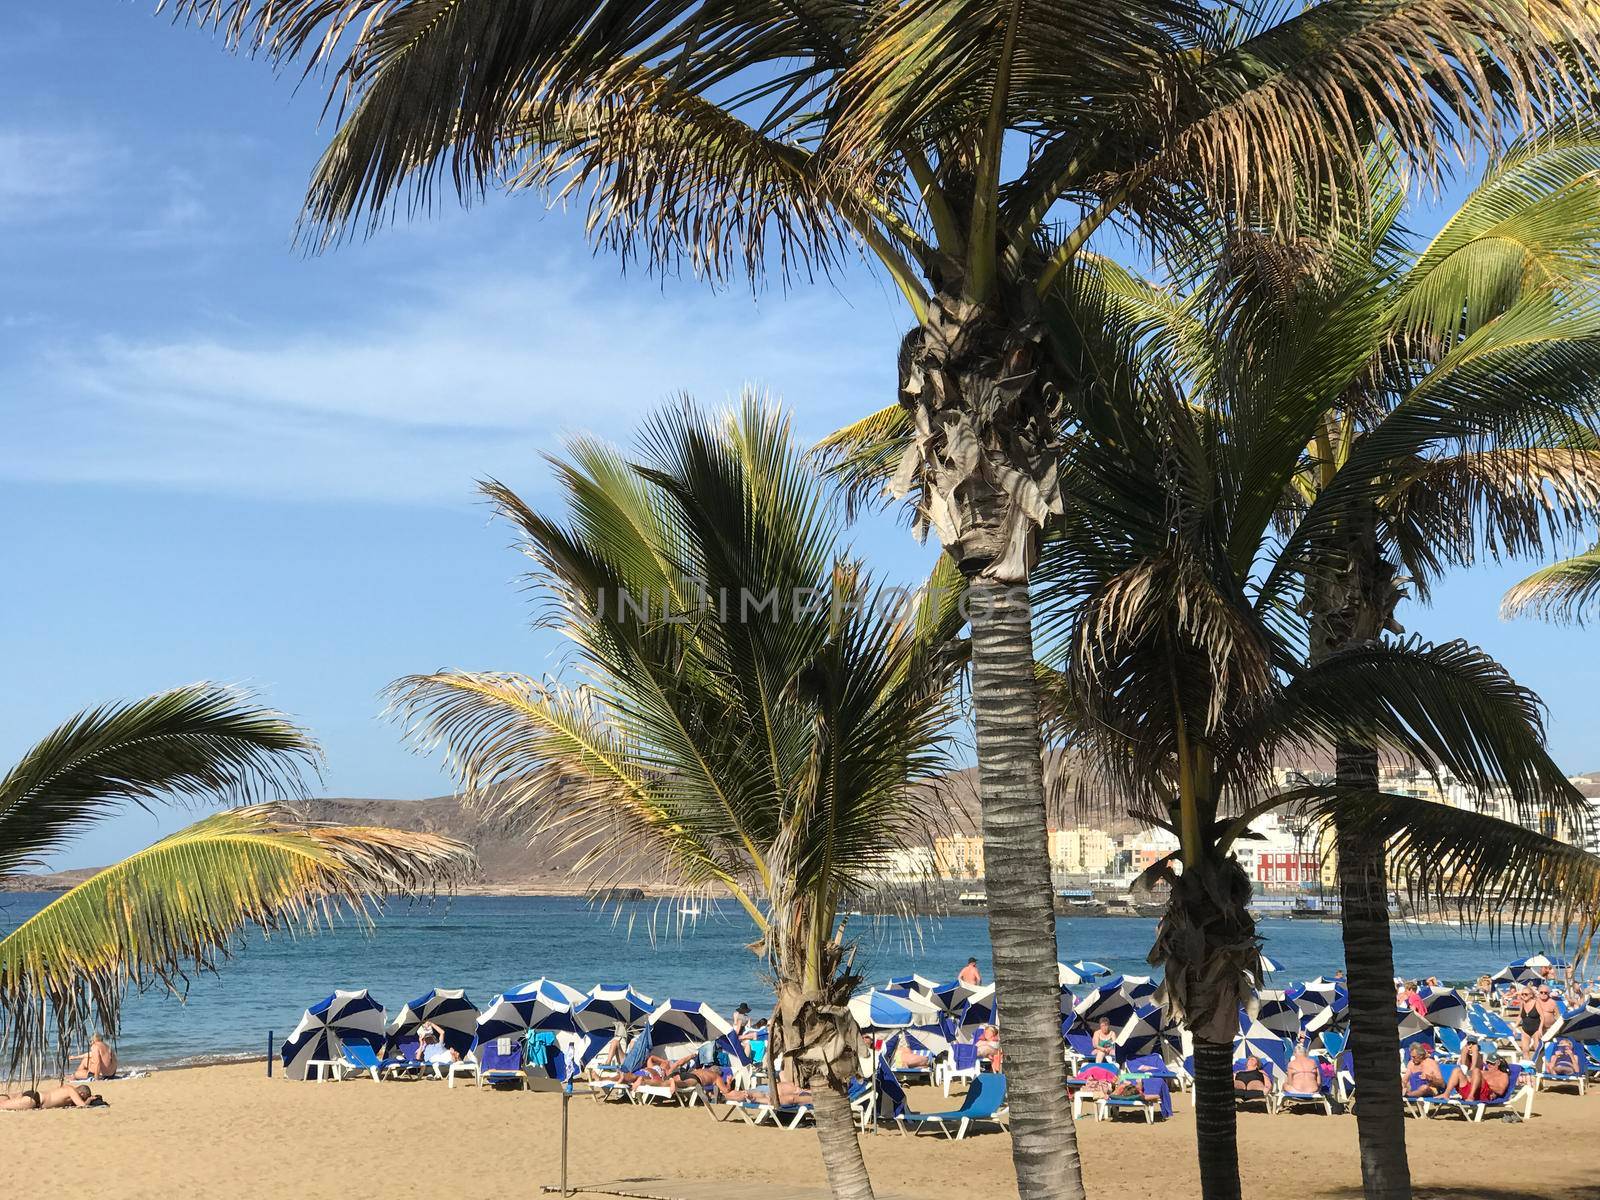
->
[281, 989, 386, 1080]
[1071, 961, 1112, 980]
[849, 988, 942, 1031]
[1234, 1018, 1291, 1079]
[957, 984, 998, 1035]
[1058, 962, 1092, 987]
[1069, 976, 1139, 1033]
[1417, 986, 1470, 1030]
[477, 977, 585, 1042]
[1548, 1005, 1600, 1043]
[929, 978, 984, 1015]
[1116, 1003, 1175, 1060]
[645, 998, 735, 1057]
[387, 987, 478, 1054]
[1286, 978, 1348, 1032]
[1257, 954, 1284, 975]
[1395, 1007, 1434, 1052]
[886, 973, 939, 993]
[576, 984, 655, 1034]
[1250, 992, 1302, 1039]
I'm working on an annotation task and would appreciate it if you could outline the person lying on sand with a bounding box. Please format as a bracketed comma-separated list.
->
[0, 1091, 41, 1111]
[72, 1033, 117, 1080]
[40, 1084, 103, 1109]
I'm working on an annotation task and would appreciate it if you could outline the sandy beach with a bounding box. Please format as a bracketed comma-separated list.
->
[8, 1062, 1595, 1199]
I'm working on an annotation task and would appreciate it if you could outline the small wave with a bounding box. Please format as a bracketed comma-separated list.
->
[125, 1049, 264, 1074]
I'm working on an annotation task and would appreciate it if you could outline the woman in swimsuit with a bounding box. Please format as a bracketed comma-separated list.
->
[0, 1091, 41, 1111]
[1091, 1017, 1117, 1063]
[1233, 1056, 1269, 1102]
[1518, 989, 1542, 1058]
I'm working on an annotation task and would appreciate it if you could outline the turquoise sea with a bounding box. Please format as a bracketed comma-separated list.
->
[0, 893, 1533, 1069]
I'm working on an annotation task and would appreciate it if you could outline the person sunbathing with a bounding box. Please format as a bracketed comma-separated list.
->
[1443, 1047, 1508, 1102]
[0, 1091, 41, 1111]
[892, 1040, 931, 1071]
[1233, 1056, 1269, 1102]
[722, 1080, 811, 1106]
[1403, 1043, 1443, 1097]
[1091, 1017, 1117, 1063]
[1546, 1038, 1582, 1076]
[1286, 1042, 1321, 1094]
[40, 1084, 100, 1109]
[71, 1033, 117, 1080]
[975, 1024, 1003, 1071]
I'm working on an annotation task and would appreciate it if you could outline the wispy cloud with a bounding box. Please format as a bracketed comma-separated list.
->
[0, 130, 105, 220]
[1, 262, 901, 504]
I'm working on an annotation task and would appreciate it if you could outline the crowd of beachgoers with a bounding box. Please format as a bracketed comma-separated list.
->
[184, 950, 1597, 1136]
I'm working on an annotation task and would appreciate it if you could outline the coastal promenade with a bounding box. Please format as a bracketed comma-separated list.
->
[15, 1062, 1595, 1200]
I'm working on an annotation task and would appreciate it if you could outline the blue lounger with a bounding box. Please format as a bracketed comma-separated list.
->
[1410, 1064, 1534, 1122]
[898, 1073, 1008, 1139]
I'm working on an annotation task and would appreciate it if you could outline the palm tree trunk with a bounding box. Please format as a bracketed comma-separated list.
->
[1192, 1037, 1242, 1200]
[1337, 740, 1412, 1200]
[812, 1081, 875, 1200]
[967, 575, 1085, 1200]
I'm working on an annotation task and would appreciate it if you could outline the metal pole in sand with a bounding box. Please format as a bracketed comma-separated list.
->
[267, 1031, 273, 1078]
[560, 1083, 571, 1197]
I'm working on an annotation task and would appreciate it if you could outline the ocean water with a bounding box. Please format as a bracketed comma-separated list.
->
[0, 892, 1534, 1069]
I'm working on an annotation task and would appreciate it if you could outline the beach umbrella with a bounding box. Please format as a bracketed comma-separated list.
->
[1515, 953, 1571, 970]
[886, 973, 939, 993]
[1286, 978, 1348, 1032]
[1258, 954, 1284, 976]
[1465, 1003, 1514, 1041]
[645, 998, 734, 1058]
[1116, 1003, 1175, 1060]
[1058, 962, 1094, 988]
[929, 978, 984, 1015]
[280, 988, 386, 1081]
[477, 977, 585, 1042]
[1119, 974, 1160, 1004]
[1251, 993, 1302, 1040]
[849, 988, 943, 1031]
[1069, 976, 1140, 1032]
[1395, 1007, 1434, 1051]
[1547, 1005, 1600, 1043]
[1234, 1018, 1290, 1078]
[1416, 986, 1470, 1030]
[387, 987, 479, 1054]
[576, 984, 655, 1034]
[957, 984, 998, 1035]
[1071, 961, 1112, 980]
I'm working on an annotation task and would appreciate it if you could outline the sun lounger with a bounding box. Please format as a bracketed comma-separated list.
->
[1409, 1064, 1535, 1122]
[336, 1041, 403, 1081]
[1277, 1073, 1335, 1116]
[632, 1075, 705, 1107]
[851, 1062, 908, 1131]
[937, 1042, 982, 1096]
[898, 1073, 1008, 1140]
[446, 1051, 479, 1088]
[1532, 1044, 1587, 1095]
[477, 1037, 526, 1089]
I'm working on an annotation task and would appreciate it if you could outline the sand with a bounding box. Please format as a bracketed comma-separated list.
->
[6, 1062, 1596, 1199]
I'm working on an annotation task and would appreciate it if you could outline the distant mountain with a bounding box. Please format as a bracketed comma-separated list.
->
[6, 759, 1594, 894]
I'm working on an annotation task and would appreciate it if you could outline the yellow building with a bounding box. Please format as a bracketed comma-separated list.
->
[933, 834, 985, 879]
[1049, 828, 1114, 875]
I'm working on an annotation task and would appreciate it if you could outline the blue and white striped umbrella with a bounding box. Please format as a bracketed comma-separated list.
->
[1251, 992, 1302, 1039]
[387, 987, 478, 1055]
[1515, 953, 1571, 970]
[1058, 962, 1093, 987]
[1257, 954, 1284, 976]
[886, 973, 939, 993]
[1395, 1007, 1434, 1051]
[1234, 1018, 1291, 1078]
[1069, 976, 1139, 1032]
[576, 983, 655, 1034]
[1120, 974, 1159, 1004]
[281, 989, 386, 1080]
[1417, 986, 1470, 1030]
[1286, 978, 1348, 1032]
[477, 977, 585, 1042]
[646, 998, 735, 1058]
[849, 988, 943, 1031]
[1547, 1004, 1600, 1044]
[1466, 1003, 1514, 1041]
[1071, 961, 1112, 980]
[957, 984, 998, 1035]
[1116, 1003, 1175, 1059]
[929, 978, 984, 1015]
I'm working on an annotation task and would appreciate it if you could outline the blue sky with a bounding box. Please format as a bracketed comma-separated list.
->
[4, 4, 1595, 869]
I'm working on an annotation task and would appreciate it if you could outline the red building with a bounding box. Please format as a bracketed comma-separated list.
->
[1255, 852, 1320, 885]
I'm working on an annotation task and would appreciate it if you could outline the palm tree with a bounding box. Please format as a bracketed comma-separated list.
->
[1166, 128, 1600, 1200]
[0, 683, 475, 1079]
[1037, 320, 1600, 1199]
[388, 398, 962, 1200]
[153, 4, 1600, 1189]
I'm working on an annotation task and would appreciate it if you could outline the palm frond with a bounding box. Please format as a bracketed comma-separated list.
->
[0, 804, 474, 1079]
[1298, 788, 1600, 946]
[0, 684, 320, 876]
[1502, 543, 1600, 623]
